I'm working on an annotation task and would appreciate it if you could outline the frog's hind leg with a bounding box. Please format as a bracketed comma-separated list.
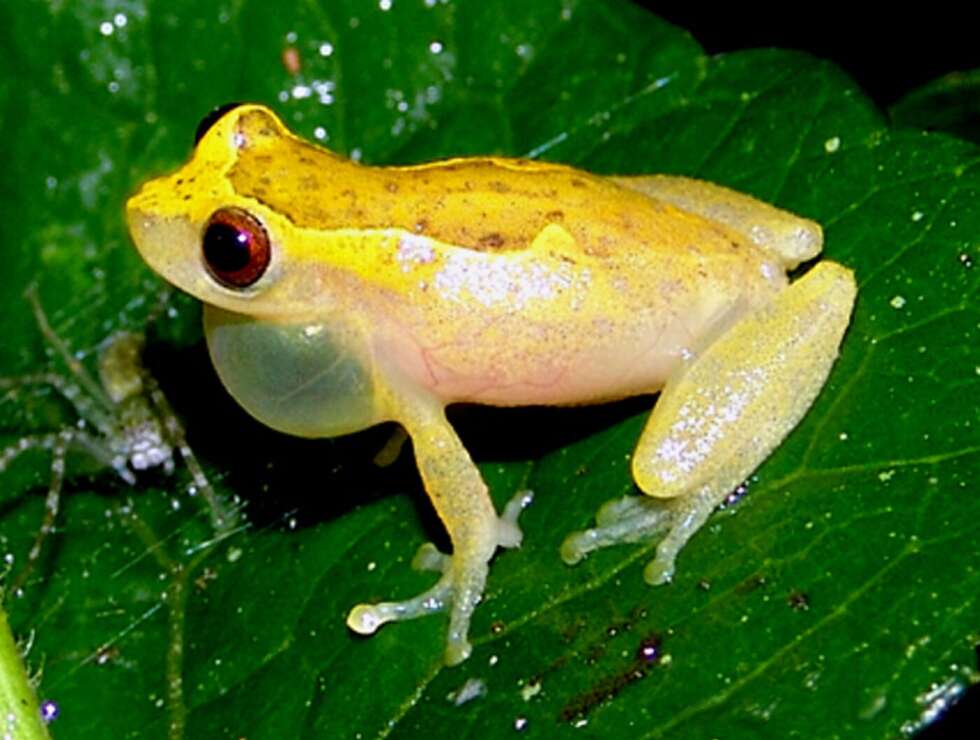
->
[347, 401, 532, 665]
[610, 174, 823, 269]
[562, 261, 856, 585]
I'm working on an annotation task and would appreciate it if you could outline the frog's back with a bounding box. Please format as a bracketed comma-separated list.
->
[228, 115, 760, 265]
[393, 158, 762, 265]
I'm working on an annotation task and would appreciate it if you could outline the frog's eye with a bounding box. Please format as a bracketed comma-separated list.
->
[202, 208, 271, 289]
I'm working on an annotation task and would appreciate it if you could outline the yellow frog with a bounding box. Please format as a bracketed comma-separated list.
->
[126, 104, 856, 665]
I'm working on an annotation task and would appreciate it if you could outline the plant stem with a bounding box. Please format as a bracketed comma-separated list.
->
[0, 602, 51, 740]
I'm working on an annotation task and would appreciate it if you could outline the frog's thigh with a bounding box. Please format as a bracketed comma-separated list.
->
[347, 399, 525, 666]
[610, 174, 822, 269]
[634, 259, 855, 496]
[562, 261, 856, 584]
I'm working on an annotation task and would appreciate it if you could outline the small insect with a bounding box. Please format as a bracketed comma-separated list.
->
[0, 285, 236, 592]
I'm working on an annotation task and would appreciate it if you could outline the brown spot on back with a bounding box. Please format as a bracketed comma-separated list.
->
[478, 233, 506, 248]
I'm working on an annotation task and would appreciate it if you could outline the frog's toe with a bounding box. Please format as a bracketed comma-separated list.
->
[561, 494, 672, 565]
[347, 489, 532, 665]
[347, 603, 386, 635]
[559, 529, 593, 565]
[346, 558, 477, 665]
[643, 551, 677, 586]
[444, 623, 473, 665]
[412, 542, 450, 573]
[562, 486, 725, 584]
[498, 489, 534, 548]
[596, 494, 648, 526]
[347, 572, 453, 635]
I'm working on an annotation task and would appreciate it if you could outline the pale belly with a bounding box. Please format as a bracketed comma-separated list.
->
[383, 286, 764, 407]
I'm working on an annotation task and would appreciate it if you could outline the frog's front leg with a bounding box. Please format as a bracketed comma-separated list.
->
[347, 400, 529, 665]
[562, 261, 857, 584]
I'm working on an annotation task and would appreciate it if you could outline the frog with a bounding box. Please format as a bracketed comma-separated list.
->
[126, 103, 856, 666]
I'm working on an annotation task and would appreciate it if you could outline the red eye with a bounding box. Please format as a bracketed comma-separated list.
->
[202, 208, 271, 288]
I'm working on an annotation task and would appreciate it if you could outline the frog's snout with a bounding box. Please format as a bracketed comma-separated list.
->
[125, 175, 168, 222]
[125, 179, 202, 292]
[125, 188, 160, 260]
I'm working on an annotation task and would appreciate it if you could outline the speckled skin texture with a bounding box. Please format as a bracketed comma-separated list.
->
[127, 105, 856, 665]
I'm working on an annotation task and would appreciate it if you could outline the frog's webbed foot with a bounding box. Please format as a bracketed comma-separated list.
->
[561, 486, 727, 585]
[348, 489, 532, 666]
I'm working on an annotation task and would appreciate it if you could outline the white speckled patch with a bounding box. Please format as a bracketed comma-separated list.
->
[433, 252, 586, 310]
[396, 234, 436, 273]
[653, 366, 767, 483]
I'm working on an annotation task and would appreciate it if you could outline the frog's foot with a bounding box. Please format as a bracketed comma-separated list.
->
[561, 484, 725, 585]
[408, 489, 531, 575]
[347, 489, 533, 665]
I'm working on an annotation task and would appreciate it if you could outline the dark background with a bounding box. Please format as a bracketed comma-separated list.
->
[642, 4, 980, 737]
[647, 4, 979, 107]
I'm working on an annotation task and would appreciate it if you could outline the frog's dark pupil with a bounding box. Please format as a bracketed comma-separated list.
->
[204, 222, 252, 273]
[203, 207, 270, 288]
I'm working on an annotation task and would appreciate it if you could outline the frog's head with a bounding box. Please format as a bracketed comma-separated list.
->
[126, 103, 363, 322]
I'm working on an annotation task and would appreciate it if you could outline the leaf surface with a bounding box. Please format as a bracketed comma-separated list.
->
[0, 2, 977, 738]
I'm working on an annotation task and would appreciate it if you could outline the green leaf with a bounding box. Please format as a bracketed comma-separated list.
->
[1, 1, 977, 738]
[891, 69, 980, 145]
